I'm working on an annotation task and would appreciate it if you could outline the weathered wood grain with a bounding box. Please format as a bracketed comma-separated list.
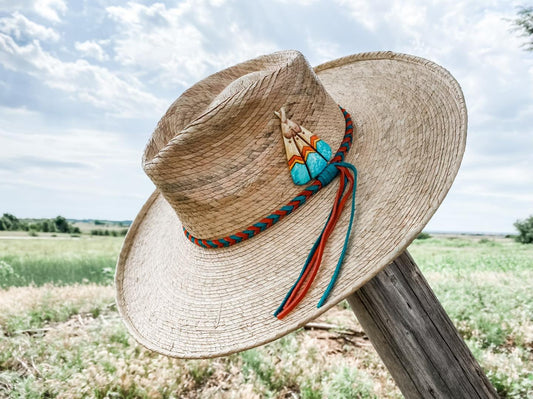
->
[348, 251, 498, 398]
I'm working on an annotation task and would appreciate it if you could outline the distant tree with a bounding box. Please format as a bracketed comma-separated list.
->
[514, 6, 533, 50]
[29, 222, 42, 231]
[42, 221, 49, 232]
[416, 232, 432, 240]
[54, 216, 70, 233]
[1, 213, 17, 230]
[94, 220, 105, 226]
[72, 226, 81, 234]
[2, 213, 17, 223]
[41, 220, 56, 233]
[514, 215, 533, 244]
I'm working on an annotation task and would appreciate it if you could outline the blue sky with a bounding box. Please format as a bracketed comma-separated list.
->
[0, 0, 532, 233]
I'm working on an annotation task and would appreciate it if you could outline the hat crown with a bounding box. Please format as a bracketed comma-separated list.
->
[142, 50, 346, 239]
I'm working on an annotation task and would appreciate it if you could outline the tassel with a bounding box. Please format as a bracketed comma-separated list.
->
[274, 161, 357, 319]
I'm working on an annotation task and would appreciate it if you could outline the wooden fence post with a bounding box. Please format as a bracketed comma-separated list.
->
[347, 251, 498, 398]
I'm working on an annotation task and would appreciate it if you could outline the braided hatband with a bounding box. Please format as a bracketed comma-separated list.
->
[183, 107, 354, 248]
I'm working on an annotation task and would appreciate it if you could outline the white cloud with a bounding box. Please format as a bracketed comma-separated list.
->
[106, 1, 278, 86]
[0, 127, 144, 195]
[334, 0, 386, 31]
[330, 1, 533, 134]
[0, 33, 166, 117]
[334, 0, 526, 67]
[75, 40, 108, 62]
[0, 129, 136, 170]
[34, 0, 67, 22]
[0, 127, 150, 218]
[426, 190, 530, 234]
[0, 0, 67, 22]
[273, 0, 319, 5]
[0, 12, 60, 42]
[458, 164, 533, 195]
[306, 38, 342, 64]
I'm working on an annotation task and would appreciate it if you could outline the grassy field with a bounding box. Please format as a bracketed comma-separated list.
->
[0, 235, 532, 398]
[0, 236, 122, 288]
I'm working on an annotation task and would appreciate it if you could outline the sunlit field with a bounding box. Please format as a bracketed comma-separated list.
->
[0, 235, 532, 398]
[0, 236, 122, 287]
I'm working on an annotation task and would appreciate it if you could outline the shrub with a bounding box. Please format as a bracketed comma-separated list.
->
[0, 260, 18, 288]
[90, 229, 123, 236]
[328, 366, 376, 399]
[54, 216, 70, 233]
[416, 232, 432, 240]
[514, 215, 533, 244]
[29, 222, 41, 231]
[42, 220, 50, 232]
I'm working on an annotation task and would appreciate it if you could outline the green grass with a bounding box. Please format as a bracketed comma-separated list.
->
[328, 366, 377, 399]
[410, 237, 533, 349]
[0, 234, 532, 398]
[0, 236, 122, 287]
[410, 235, 533, 272]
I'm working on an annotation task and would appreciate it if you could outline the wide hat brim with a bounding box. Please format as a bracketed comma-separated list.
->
[115, 51, 466, 358]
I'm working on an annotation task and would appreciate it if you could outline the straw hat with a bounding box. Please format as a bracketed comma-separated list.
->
[115, 50, 466, 359]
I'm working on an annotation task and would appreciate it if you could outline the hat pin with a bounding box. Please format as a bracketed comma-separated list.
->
[274, 107, 333, 185]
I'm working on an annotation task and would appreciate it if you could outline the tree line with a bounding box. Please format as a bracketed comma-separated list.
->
[0, 213, 81, 234]
[90, 229, 128, 236]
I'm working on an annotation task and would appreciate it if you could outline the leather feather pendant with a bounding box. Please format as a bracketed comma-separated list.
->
[275, 108, 332, 185]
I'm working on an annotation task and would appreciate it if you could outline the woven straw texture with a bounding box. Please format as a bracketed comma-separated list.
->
[115, 50, 467, 359]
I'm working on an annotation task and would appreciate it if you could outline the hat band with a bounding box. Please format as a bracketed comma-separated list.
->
[183, 107, 354, 248]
